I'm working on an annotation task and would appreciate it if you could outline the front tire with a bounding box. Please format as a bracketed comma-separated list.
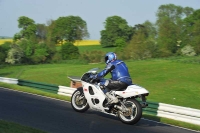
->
[118, 98, 142, 124]
[71, 89, 89, 112]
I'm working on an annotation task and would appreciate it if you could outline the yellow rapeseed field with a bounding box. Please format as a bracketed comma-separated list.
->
[0, 39, 100, 46]
[73, 40, 100, 46]
[57, 40, 100, 46]
[0, 39, 13, 45]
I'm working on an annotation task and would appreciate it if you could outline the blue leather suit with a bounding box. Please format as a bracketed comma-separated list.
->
[97, 59, 132, 86]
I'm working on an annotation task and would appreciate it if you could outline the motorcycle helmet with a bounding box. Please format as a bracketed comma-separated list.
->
[105, 52, 117, 64]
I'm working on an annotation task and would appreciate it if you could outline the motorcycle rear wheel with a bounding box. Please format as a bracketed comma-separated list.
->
[118, 98, 142, 124]
[71, 89, 89, 112]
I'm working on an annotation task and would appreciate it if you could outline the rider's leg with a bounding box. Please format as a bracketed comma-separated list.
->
[106, 80, 128, 90]
[100, 80, 128, 104]
[105, 80, 128, 103]
[104, 80, 128, 104]
[99, 80, 118, 104]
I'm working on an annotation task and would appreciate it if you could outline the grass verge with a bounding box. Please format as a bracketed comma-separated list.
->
[0, 119, 47, 133]
[0, 82, 199, 131]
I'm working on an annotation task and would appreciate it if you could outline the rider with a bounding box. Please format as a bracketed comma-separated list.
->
[96, 52, 132, 104]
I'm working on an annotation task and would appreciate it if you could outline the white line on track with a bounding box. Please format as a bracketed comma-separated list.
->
[1, 87, 200, 132]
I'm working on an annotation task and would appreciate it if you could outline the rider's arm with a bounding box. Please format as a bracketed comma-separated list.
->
[96, 64, 115, 78]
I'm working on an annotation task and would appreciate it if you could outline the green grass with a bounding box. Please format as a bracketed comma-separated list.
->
[1, 57, 200, 109]
[0, 119, 47, 133]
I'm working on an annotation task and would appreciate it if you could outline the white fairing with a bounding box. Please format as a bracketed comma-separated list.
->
[82, 80, 149, 112]
[115, 85, 149, 98]
[82, 81, 107, 112]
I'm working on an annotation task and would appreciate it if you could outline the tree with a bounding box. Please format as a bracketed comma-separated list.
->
[11, 17, 58, 64]
[0, 42, 11, 64]
[193, 19, 200, 54]
[125, 23, 157, 59]
[100, 16, 134, 47]
[13, 33, 22, 41]
[16, 39, 35, 63]
[46, 19, 56, 44]
[181, 45, 196, 56]
[52, 16, 89, 43]
[17, 16, 36, 40]
[115, 38, 126, 52]
[142, 21, 157, 40]
[60, 42, 79, 60]
[36, 24, 48, 41]
[37, 19, 58, 62]
[156, 4, 194, 56]
[157, 17, 178, 55]
[183, 9, 200, 54]
[114, 38, 128, 60]
[31, 43, 49, 63]
[5, 44, 24, 64]
[15, 39, 53, 64]
[45, 19, 57, 48]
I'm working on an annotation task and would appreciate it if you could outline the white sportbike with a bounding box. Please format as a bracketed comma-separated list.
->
[71, 68, 149, 124]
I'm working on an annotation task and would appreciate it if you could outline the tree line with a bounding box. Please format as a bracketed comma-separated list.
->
[101, 4, 200, 60]
[0, 16, 89, 64]
[0, 4, 199, 65]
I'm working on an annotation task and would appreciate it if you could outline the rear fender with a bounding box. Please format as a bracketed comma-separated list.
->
[115, 85, 149, 98]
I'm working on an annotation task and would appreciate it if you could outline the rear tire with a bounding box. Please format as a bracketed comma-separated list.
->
[118, 98, 142, 124]
[71, 89, 89, 112]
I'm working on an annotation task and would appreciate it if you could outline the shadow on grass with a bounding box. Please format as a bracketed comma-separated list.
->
[0, 72, 13, 77]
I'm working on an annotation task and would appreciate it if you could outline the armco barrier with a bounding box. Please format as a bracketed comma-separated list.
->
[143, 102, 200, 125]
[0, 77, 200, 126]
[17, 79, 59, 93]
[58, 86, 76, 97]
[0, 77, 18, 84]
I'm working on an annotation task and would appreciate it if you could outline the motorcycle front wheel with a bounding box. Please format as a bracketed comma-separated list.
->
[118, 98, 142, 124]
[71, 89, 89, 112]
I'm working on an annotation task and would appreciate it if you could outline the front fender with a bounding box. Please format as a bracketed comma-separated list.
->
[77, 87, 83, 93]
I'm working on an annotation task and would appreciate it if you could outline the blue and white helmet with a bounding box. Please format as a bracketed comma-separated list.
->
[105, 52, 117, 64]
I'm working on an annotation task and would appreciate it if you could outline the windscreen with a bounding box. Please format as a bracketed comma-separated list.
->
[87, 68, 101, 74]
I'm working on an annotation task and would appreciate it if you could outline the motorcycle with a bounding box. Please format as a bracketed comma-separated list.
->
[71, 68, 149, 124]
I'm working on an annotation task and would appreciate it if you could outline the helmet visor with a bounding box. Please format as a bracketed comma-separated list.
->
[105, 56, 109, 63]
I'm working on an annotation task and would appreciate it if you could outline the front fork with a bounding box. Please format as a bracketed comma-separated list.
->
[76, 92, 87, 105]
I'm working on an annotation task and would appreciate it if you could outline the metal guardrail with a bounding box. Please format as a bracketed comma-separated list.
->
[0, 77, 18, 84]
[0, 77, 200, 125]
[58, 86, 76, 97]
[143, 102, 200, 125]
[17, 79, 59, 94]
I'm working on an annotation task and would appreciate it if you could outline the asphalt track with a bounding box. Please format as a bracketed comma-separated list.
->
[0, 88, 199, 133]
